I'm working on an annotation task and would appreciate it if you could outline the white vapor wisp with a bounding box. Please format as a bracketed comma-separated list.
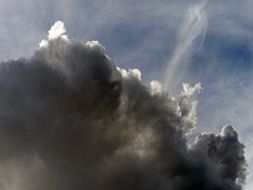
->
[163, 1, 208, 89]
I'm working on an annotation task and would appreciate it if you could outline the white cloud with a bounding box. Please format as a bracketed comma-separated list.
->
[163, 1, 208, 89]
[47, 21, 66, 40]
[39, 21, 69, 48]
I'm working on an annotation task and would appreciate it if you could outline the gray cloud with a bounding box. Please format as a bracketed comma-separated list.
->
[0, 22, 247, 190]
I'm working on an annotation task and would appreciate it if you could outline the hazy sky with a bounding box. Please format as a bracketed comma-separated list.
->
[0, 0, 253, 189]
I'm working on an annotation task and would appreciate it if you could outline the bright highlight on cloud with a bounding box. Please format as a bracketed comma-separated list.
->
[0, 21, 247, 190]
[39, 21, 69, 47]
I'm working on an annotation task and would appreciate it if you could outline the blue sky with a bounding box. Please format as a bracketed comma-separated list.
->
[0, 0, 253, 189]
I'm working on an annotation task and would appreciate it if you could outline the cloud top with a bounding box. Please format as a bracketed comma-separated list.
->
[39, 20, 69, 47]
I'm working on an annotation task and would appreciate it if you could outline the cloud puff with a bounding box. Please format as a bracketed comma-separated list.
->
[0, 22, 247, 190]
[39, 21, 69, 48]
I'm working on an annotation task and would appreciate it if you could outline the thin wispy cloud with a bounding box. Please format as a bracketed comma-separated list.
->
[163, 1, 208, 90]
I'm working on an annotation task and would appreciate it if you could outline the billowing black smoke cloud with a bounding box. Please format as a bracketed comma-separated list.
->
[0, 22, 247, 190]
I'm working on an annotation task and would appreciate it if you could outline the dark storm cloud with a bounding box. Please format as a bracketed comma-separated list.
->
[0, 22, 247, 190]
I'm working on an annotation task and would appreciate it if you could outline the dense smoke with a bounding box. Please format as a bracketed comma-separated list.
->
[0, 21, 247, 190]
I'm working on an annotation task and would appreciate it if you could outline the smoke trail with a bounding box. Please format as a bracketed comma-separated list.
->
[163, 1, 208, 89]
[0, 21, 247, 190]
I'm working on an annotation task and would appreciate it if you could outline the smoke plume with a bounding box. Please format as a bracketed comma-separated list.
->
[0, 21, 247, 190]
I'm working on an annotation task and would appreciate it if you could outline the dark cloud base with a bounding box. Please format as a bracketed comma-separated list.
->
[0, 24, 247, 190]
